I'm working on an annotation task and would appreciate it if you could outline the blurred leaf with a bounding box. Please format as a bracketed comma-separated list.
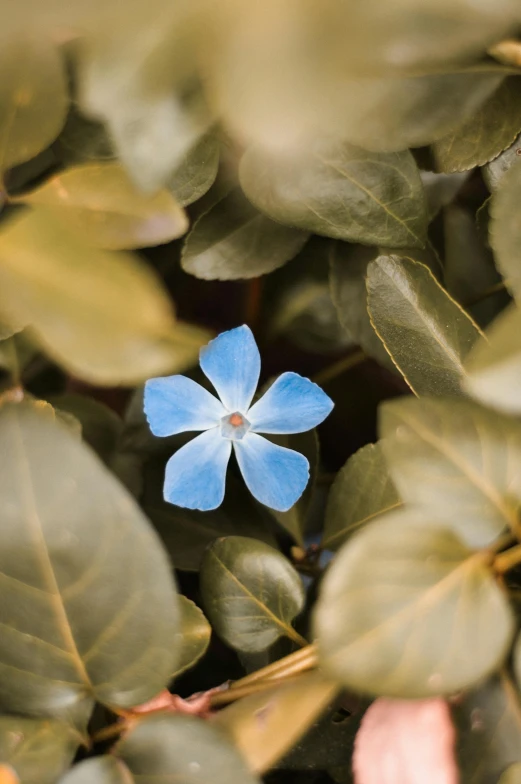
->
[323, 442, 402, 551]
[47, 394, 123, 463]
[421, 171, 468, 221]
[115, 714, 261, 784]
[169, 133, 220, 207]
[367, 256, 482, 396]
[0, 313, 26, 342]
[182, 187, 308, 280]
[19, 162, 188, 250]
[0, 34, 67, 173]
[200, 536, 305, 652]
[464, 303, 521, 415]
[433, 78, 521, 173]
[380, 397, 521, 547]
[455, 673, 521, 784]
[314, 511, 514, 698]
[490, 162, 521, 298]
[0, 210, 207, 385]
[0, 715, 80, 784]
[0, 767, 18, 784]
[501, 764, 521, 784]
[444, 205, 505, 328]
[267, 430, 318, 545]
[240, 142, 428, 248]
[352, 698, 458, 784]
[216, 671, 338, 773]
[0, 401, 180, 717]
[483, 132, 521, 191]
[58, 757, 128, 784]
[172, 596, 211, 679]
[54, 105, 115, 167]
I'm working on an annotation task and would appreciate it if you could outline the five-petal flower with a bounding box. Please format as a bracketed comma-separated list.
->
[144, 325, 334, 512]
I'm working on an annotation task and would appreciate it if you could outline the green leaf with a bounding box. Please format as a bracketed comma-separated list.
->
[19, 162, 188, 250]
[490, 162, 521, 298]
[380, 397, 521, 547]
[463, 303, 521, 414]
[323, 442, 402, 551]
[200, 536, 305, 652]
[0, 210, 207, 385]
[54, 105, 115, 167]
[115, 714, 261, 784]
[168, 133, 220, 207]
[58, 756, 129, 784]
[181, 187, 308, 280]
[0, 34, 67, 173]
[267, 430, 318, 545]
[433, 78, 521, 173]
[47, 394, 123, 463]
[366, 256, 482, 396]
[240, 142, 428, 248]
[0, 715, 80, 784]
[455, 674, 521, 784]
[0, 401, 180, 718]
[483, 132, 521, 191]
[172, 596, 211, 679]
[215, 672, 338, 774]
[314, 510, 514, 698]
[501, 764, 521, 784]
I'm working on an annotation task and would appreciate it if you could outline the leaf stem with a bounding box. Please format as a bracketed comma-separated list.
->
[230, 642, 318, 690]
[495, 543, 521, 574]
[312, 350, 366, 386]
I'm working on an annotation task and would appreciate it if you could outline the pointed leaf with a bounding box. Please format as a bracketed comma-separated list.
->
[491, 162, 521, 298]
[367, 256, 482, 396]
[0, 715, 80, 784]
[181, 188, 308, 280]
[0, 401, 180, 718]
[380, 397, 521, 547]
[240, 142, 428, 248]
[172, 597, 211, 679]
[0, 210, 207, 385]
[200, 536, 305, 653]
[19, 163, 188, 250]
[0, 34, 67, 173]
[58, 757, 129, 784]
[314, 511, 514, 698]
[323, 442, 402, 551]
[215, 672, 338, 773]
[115, 714, 261, 784]
[168, 133, 220, 207]
[433, 78, 521, 173]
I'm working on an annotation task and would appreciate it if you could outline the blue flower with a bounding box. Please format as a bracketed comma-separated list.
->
[144, 325, 334, 512]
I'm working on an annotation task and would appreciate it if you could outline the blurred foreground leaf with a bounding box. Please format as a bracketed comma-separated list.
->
[172, 597, 211, 679]
[0, 715, 80, 784]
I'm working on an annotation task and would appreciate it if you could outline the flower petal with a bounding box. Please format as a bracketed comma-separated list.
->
[248, 372, 334, 434]
[164, 428, 232, 510]
[199, 324, 260, 413]
[234, 432, 309, 511]
[144, 375, 225, 437]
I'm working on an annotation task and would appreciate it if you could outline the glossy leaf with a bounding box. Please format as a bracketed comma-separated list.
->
[0, 34, 67, 172]
[58, 757, 130, 784]
[19, 163, 188, 250]
[490, 162, 521, 298]
[380, 397, 521, 547]
[216, 672, 338, 773]
[173, 596, 211, 679]
[0, 210, 207, 385]
[366, 256, 482, 396]
[0, 401, 180, 717]
[169, 133, 220, 207]
[0, 715, 80, 784]
[483, 132, 521, 191]
[240, 142, 428, 248]
[433, 78, 521, 173]
[314, 511, 514, 698]
[200, 536, 305, 652]
[182, 188, 308, 280]
[463, 303, 521, 414]
[115, 713, 261, 784]
[323, 442, 402, 551]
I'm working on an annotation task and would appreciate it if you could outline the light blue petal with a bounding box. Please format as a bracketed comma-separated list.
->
[144, 376, 225, 437]
[234, 432, 309, 512]
[199, 325, 260, 413]
[164, 428, 232, 511]
[248, 372, 334, 434]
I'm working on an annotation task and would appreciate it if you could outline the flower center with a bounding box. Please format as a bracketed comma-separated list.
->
[221, 411, 251, 441]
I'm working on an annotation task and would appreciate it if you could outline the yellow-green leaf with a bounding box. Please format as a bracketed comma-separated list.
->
[173, 597, 211, 679]
[0, 716, 80, 784]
